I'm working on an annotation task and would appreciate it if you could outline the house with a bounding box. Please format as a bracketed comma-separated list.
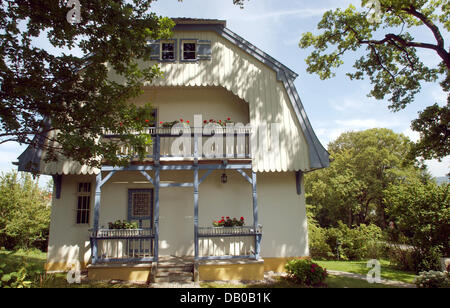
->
[16, 18, 329, 282]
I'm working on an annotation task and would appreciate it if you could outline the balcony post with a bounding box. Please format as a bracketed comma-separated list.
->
[252, 171, 261, 259]
[193, 125, 199, 260]
[92, 172, 102, 264]
[153, 133, 160, 262]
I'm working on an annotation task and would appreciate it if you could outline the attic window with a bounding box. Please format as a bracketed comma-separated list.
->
[161, 41, 175, 60]
[182, 41, 196, 60]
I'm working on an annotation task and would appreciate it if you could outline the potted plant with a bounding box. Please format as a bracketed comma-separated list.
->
[212, 216, 244, 227]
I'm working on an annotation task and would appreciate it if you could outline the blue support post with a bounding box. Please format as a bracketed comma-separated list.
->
[52, 174, 62, 199]
[92, 172, 102, 264]
[252, 171, 261, 260]
[295, 171, 303, 195]
[193, 127, 199, 260]
[153, 134, 160, 261]
[194, 166, 199, 260]
[154, 167, 160, 261]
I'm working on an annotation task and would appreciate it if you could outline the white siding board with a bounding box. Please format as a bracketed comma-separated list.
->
[39, 30, 311, 175]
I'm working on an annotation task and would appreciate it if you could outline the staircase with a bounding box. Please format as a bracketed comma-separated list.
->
[154, 256, 194, 283]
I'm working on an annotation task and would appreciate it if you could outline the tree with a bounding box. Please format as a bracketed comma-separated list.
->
[298, 0, 449, 160]
[385, 179, 449, 271]
[1, 1, 174, 168]
[0, 170, 51, 250]
[305, 128, 427, 228]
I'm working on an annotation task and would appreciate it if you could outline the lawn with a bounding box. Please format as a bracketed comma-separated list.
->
[0, 249, 411, 288]
[201, 275, 395, 288]
[314, 259, 417, 284]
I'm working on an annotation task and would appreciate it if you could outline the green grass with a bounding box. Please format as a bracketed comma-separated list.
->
[0, 249, 412, 288]
[0, 249, 144, 288]
[0, 248, 47, 273]
[314, 259, 416, 284]
[200, 275, 396, 288]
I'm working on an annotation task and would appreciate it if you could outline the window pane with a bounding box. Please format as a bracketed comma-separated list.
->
[132, 193, 150, 217]
[183, 43, 196, 60]
[184, 43, 195, 52]
[162, 43, 174, 51]
[162, 51, 174, 60]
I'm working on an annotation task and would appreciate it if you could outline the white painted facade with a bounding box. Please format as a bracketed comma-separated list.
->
[46, 171, 308, 270]
[15, 19, 328, 271]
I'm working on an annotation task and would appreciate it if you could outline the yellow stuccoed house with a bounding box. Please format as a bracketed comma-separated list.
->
[16, 18, 329, 283]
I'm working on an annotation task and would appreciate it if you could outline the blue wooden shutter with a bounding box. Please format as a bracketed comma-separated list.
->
[149, 40, 160, 60]
[197, 40, 212, 60]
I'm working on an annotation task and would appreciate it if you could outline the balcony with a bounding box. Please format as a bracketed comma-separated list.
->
[90, 228, 156, 263]
[102, 126, 252, 161]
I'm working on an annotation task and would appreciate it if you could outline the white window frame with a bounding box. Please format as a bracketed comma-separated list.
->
[75, 182, 91, 225]
[181, 39, 197, 62]
[160, 40, 176, 62]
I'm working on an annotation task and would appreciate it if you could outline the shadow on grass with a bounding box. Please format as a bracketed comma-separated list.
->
[315, 260, 416, 284]
[0, 249, 47, 273]
[200, 275, 396, 289]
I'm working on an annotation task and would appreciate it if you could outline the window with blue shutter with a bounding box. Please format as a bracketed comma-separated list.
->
[197, 40, 212, 60]
[128, 189, 153, 221]
[161, 39, 177, 62]
[149, 40, 160, 60]
[149, 39, 211, 62]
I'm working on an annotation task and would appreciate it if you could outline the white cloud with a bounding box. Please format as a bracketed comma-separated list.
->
[401, 127, 420, 142]
[430, 86, 448, 106]
[227, 8, 329, 21]
[334, 118, 399, 129]
[424, 157, 450, 177]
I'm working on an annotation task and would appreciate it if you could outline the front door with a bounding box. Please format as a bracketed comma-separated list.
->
[159, 187, 194, 256]
[128, 189, 153, 255]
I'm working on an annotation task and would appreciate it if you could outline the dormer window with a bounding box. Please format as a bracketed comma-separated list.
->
[181, 40, 197, 61]
[161, 41, 175, 60]
[149, 39, 211, 62]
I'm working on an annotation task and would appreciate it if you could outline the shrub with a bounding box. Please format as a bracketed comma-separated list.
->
[412, 247, 443, 273]
[0, 264, 33, 288]
[414, 270, 449, 288]
[308, 221, 334, 260]
[285, 258, 328, 287]
[387, 243, 443, 273]
[387, 244, 416, 272]
[323, 222, 385, 261]
[0, 171, 51, 251]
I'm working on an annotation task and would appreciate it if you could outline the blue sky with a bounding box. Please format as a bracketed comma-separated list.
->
[1, 0, 448, 182]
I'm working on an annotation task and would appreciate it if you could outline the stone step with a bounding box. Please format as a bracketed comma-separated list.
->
[157, 265, 193, 271]
[156, 271, 192, 278]
[154, 275, 193, 283]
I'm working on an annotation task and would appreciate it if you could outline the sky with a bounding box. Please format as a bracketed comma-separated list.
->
[1, 0, 449, 183]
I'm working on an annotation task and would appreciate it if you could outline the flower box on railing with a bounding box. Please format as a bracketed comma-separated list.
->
[89, 228, 154, 239]
[198, 225, 262, 237]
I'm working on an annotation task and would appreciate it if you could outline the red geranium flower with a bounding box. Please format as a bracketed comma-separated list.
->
[180, 118, 183, 122]
[145, 119, 149, 123]
[227, 117, 231, 121]
[204, 120, 207, 124]
[240, 217, 244, 220]
[186, 120, 190, 124]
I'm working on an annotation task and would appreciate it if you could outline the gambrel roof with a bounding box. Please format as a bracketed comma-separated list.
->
[16, 18, 329, 174]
